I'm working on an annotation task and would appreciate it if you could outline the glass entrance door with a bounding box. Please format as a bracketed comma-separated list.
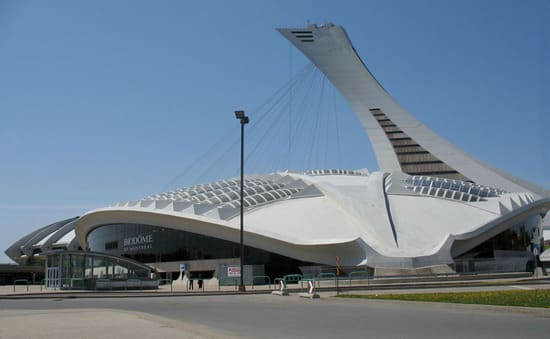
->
[45, 267, 60, 289]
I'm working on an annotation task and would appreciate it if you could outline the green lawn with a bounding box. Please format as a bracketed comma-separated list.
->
[340, 289, 550, 308]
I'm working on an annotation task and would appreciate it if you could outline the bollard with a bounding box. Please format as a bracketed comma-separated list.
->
[272, 278, 289, 296]
[13, 279, 29, 293]
[299, 279, 320, 299]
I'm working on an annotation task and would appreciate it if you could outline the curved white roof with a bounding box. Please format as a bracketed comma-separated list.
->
[74, 170, 546, 267]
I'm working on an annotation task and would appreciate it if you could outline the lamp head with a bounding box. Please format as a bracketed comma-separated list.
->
[234, 110, 245, 120]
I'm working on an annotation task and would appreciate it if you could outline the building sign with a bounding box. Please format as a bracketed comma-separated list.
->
[227, 266, 241, 277]
[123, 233, 153, 252]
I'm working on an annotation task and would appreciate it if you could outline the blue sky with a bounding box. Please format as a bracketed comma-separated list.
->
[0, 0, 548, 263]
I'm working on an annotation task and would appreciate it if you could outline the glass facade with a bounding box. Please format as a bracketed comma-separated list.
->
[88, 223, 239, 263]
[45, 251, 155, 290]
[87, 223, 312, 278]
[453, 215, 543, 273]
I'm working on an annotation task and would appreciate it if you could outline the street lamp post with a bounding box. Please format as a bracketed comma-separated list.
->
[235, 110, 249, 292]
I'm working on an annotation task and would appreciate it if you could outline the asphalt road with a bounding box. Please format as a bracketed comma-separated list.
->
[2, 294, 549, 338]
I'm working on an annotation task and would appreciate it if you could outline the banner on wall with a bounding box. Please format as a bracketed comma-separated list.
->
[227, 266, 241, 277]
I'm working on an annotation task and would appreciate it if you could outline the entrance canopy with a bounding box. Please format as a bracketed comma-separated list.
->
[44, 251, 157, 290]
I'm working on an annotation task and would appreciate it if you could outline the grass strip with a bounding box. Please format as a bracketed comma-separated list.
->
[340, 289, 550, 308]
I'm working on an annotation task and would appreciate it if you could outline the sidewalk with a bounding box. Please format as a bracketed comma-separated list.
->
[0, 308, 237, 339]
[2, 275, 549, 299]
